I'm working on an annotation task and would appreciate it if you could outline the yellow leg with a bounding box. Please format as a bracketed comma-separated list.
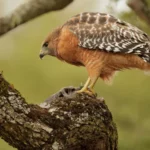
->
[77, 76, 99, 95]
[76, 64, 102, 95]
[77, 77, 91, 93]
[88, 76, 99, 94]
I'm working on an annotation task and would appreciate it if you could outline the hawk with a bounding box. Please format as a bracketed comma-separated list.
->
[39, 12, 150, 95]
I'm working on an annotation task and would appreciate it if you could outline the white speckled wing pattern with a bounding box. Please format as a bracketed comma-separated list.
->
[65, 12, 150, 62]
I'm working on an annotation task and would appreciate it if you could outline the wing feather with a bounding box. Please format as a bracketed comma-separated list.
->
[65, 12, 150, 62]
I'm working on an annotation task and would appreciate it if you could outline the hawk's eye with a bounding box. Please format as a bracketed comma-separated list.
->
[43, 42, 48, 47]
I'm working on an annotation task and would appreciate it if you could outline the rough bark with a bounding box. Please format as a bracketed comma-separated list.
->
[0, 73, 118, 150]
[0, 0, 118, 149]
[0, 0, 73, 36]
[127, 0, 150, 24]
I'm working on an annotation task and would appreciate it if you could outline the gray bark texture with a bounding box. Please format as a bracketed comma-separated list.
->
[0, 0, 73, 36]
[0, 0, 118, 149]
[0, 73, 118, 150]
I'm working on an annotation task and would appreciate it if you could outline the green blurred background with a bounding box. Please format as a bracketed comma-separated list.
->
[0, 0, 150, 149]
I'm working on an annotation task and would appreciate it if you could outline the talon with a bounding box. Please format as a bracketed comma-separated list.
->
[88, 88, 97, 96]
[76, 88, 96, 96]
[76, 76, 98, 96]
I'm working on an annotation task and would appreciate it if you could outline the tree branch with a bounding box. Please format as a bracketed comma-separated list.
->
[127, 0, 150, 24]
[0, 1, 118, 149]
[0, 0, 73, 36]
[0, 73, 118, 150]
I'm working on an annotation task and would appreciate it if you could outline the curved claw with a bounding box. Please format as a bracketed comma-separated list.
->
[76, 88, 96, 96]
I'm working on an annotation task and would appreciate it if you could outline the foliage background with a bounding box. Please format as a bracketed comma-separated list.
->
[0, 0, 150, 149]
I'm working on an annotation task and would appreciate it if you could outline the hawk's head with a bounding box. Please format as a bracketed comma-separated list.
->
[39, 27, 61, 59]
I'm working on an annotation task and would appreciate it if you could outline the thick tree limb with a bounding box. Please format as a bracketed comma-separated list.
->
[0, 0, 118, 149]
[0, 0, 73, 36]
[127, 0, 150, 24]
[0, 73, 118, 150]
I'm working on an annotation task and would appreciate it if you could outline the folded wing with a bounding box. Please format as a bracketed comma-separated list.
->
[65, 12, 150, 62]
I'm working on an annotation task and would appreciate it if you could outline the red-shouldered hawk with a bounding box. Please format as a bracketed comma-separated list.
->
[39, 12, 150, 95]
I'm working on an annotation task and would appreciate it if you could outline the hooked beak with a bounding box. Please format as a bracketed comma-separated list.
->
[39, 53, 44, 59]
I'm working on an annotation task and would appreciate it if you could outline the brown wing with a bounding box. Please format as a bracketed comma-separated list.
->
[64, 12, 150, 62]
